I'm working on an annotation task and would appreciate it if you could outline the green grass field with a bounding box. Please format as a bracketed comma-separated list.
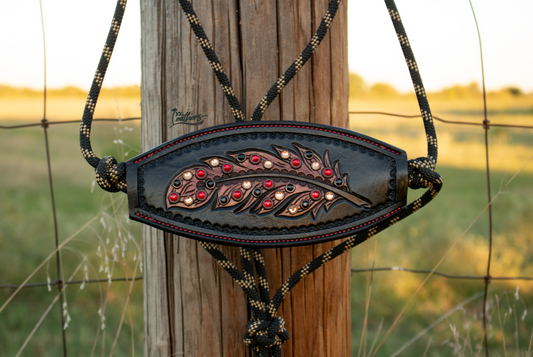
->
[0, 119, 144, 356]
[1, 86, 532, 356]
[348, 92, 533, 356]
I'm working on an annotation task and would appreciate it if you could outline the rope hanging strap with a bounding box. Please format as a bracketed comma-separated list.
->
[178, 0, 342, 122]
[176, 0, 245, 122]
[79, 0, 128, 193]
[382, 0, 439, 188]
[250, 0, 341, 121]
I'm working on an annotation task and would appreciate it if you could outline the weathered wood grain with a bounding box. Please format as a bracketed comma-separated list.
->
[141, 0, 349, 355]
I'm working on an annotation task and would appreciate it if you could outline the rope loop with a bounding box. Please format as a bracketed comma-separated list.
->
[243, 317, 289, 350]
[408, 157, 440, 189]
[95, 156, 127, 193]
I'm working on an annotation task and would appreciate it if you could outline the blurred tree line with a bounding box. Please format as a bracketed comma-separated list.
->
[349, 72, 531, 101]
[0, 85, 140, 98]
[0, 77, 530, 102]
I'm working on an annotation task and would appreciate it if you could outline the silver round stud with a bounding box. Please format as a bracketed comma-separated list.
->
[210, 158, 219, 167]
[183, 171, 193, 180]
[184, 196, 193, 206]
[242, 180, 252, 190]
[311, 162, 320, 171]
[263, 160, 273, 169]
[275, 191, 284, 201]
[281, 150, 290, 159]
[325, 192, 334, 201]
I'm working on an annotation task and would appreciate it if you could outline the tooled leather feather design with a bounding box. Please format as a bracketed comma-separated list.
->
[166, 143, 372, 219]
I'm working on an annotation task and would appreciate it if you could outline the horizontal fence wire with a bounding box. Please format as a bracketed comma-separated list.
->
[1, 110, 532, 357]
[350, 267, 533, 281]
[349, 111, 533, 129]
[2, 267, 533, 291]
[0, 117, 141, 129]
[2, 113, 533, 129]
[0, 277, 144, 290]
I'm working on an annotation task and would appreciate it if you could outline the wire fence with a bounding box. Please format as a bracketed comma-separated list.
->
[0, 110, 532, 356]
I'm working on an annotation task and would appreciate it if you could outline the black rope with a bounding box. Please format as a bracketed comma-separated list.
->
[384, 0, 440, 190]
[240, 248, 287, 356]
[250, 0, 341, 121]
[176, 0, 245, 122]
[176, 0, 342, 122]
[252, 249, 271, 306]
[79, 0, 127, 193]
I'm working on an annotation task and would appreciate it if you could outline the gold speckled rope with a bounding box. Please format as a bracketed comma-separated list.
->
[79, 0, 127, 193]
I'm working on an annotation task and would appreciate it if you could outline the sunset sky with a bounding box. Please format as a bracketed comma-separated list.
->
[1, 0, 532, 93]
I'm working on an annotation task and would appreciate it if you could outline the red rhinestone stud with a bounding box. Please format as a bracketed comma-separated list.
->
[264, 180, 274, 189]
[250, 154, 261, 164]
[291, 158, 301, 168]
[196, 169, 206, 179]
[222, 164, 232, 173]
[169, 193, 179, 203]
[263, 199, 273, 209]
[233, 190, 243, 200]
[311, 190, 321, 200]
[197, 191, 206, 200]
[323, 168, 333, 177]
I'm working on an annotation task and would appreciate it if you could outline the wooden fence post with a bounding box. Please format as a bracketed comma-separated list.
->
[141, 0, 350, 356]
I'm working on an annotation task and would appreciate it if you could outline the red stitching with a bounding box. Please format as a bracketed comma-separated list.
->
[133, 124, 400, 163]
[135, 207, 401, 244]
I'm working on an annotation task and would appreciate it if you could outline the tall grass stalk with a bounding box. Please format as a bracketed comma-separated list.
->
[15, 259, 86, 356]
[422, 337, 432, 357]
[109, 260, 139, 357]
[390, 291, 486, 357]
[109, 193, 136, 357]
[495, 295, 509, 357]
[357, 243, 377, 357]
[0, 202, 116, 314]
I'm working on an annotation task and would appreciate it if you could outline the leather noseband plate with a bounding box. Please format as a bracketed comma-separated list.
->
[127, 121, 408, 247]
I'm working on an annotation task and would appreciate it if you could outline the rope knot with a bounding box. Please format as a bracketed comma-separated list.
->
[408, 157, 440, 189]
[243, 317, 289, 350]
[95, 156, 127, 193]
